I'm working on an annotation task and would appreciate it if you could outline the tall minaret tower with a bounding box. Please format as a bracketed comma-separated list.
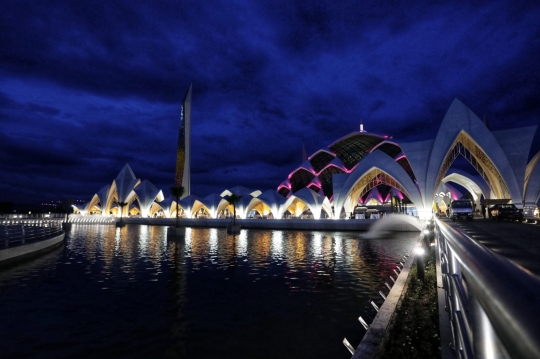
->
[359, 120, 366, 132]
[302, 142, 308, 162]
[174, 84, 192, 198]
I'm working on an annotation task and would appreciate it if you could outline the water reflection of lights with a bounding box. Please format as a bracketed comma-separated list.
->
[209, 228, 218, 254]
[115, 228, 122, 255]
[184, 228, 192, 250]
[237, 230, 248, 256]
[3, 224, 419, 359]
[271, 230, 283, 258]
[312, 232, 322, 256]
[138, 225, 150, 255]
[334, 235, 343, 258]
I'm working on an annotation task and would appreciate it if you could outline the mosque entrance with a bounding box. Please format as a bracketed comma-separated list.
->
[435, 131, 511, 201]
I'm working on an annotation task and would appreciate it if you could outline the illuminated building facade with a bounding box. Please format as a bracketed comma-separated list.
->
[74, 99, 540, 220]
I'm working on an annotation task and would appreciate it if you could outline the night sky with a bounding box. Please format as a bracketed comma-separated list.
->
[1, 1, 539, 205]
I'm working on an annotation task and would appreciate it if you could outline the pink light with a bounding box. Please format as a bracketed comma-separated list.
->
[289, 166, 315, 178]
[278, 183, 291, 191]
[308, 149, 335, 162]
[347, 162, 359, 173]
[395, 155, 406, 162]
[317, 163, 350, 176]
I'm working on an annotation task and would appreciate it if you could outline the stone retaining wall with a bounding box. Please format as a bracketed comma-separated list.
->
[121, 218, 421, 232]
[0, 233, 65, 265]
[352, 236, 422, 358]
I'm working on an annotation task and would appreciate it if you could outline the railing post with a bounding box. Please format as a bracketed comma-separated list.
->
[21, 225, 25, 244]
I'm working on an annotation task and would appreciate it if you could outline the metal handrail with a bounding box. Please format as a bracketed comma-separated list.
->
[1, 222, 64, 248]
[0, 213, 67, 220]
[436, 217, 540, 359]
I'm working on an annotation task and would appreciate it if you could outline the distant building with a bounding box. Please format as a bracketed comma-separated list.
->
[74, 99, 540, 219]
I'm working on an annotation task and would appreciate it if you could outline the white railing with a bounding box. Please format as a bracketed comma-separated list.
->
[1, 222, 64, 248]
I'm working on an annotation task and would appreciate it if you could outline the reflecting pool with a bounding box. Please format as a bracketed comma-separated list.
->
[0, 225, 418, 358]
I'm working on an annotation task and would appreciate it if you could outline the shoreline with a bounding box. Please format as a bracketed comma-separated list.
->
[114, 217, 423, 232]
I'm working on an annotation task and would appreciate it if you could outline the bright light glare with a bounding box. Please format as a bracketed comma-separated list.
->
[414, 247, 425, 255]
[423, 229, 430, 234]
[481, 308, 496, 359]
[417, 209, 432, 219]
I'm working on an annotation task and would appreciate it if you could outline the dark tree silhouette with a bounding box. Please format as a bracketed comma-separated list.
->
[225, 194, 242, 226]
[117, 201, 128, 223]
[170, 186, 185, 228]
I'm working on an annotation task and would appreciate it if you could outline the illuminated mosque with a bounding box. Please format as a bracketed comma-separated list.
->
[74, 92, 540, 220]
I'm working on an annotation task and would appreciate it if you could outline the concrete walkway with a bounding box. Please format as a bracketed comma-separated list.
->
[0, 233, 65, 266]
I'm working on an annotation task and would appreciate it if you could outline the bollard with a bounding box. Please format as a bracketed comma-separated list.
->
[415, 246, 425, 281]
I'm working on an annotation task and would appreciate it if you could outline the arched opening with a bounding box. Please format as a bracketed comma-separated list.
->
[301, 209, 313, 219]
[218, 207, 236, 219]
[435, 131, 510, 201]
[128, 206, 140, 217]
[340, 168, 417, 217]
[284, 198, 308, 218]
[247, 200, 273, 219]
[320, 207, 332, 219]
[170, 206, 186, 218]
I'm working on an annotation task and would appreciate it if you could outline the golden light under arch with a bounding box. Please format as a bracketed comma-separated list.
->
[342, 168, 414, 215]
[435, 131, 510, 201]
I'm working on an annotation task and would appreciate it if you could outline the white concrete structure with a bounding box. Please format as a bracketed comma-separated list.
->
[332, 151, 422, 219]
[178, 195, 203, 219]
[75, 99, 539, 220]
[199, 193, 223, 219]
[133, 180, 164, 218]
[282, 188, 333, 219]
[524, 151, 540, 216]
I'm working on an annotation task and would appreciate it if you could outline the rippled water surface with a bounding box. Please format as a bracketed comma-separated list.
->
[0, 225, 418, 358]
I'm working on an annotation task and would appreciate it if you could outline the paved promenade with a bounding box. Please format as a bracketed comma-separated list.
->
[445, 217, 540, 277]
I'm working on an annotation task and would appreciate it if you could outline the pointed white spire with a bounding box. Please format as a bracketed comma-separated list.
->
[359, 120, 366, 132]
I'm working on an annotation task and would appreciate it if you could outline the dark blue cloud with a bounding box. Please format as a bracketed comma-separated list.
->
[0, 0, 539, 205]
